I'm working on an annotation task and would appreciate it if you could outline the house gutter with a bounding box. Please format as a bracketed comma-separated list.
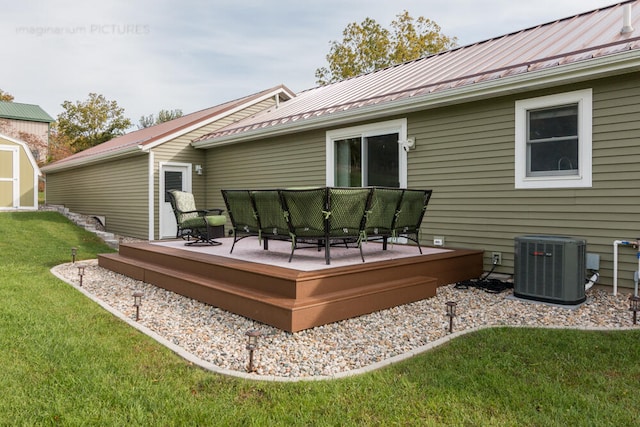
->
[40, 145, 145, 173]
[193, 49, 640, 149]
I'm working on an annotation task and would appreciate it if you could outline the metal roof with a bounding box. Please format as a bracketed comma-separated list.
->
[0, 101, 54, 123]
[194, 1, 640, 147]
[42, 85, 294, 172]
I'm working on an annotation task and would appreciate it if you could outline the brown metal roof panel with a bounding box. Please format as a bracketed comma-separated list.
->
[46, 85, 294, 167]
[195, 2, 640, 144]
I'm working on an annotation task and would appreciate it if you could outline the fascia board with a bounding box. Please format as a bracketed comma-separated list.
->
[41, 145, 144, 173]
[193, 50, 640, 149]
[143, 87, 296, 151]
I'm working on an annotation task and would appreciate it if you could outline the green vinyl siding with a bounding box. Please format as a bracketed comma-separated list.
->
[200, 74, 639, 289]
[204, 129, 326, 217]
[406, 73, 640, 289]
[46, 154, 149, 239]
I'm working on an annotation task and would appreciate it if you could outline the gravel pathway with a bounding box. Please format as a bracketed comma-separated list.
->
[51, 260, 637, 381]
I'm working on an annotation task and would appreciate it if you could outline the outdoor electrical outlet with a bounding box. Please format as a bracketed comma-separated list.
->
[492, 252, 502, 265]
[433, 236, 445, 246]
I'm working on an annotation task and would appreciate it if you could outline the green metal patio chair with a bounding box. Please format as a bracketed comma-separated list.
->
[167, 190, 226, 246]
[221, 189, 261, 253]
[392, 189, 433, 254]
[279, 187, 329, 263]
[363, 187, 404, 250]
[251, 189, 291, 250]
[326, 187, 372, 262]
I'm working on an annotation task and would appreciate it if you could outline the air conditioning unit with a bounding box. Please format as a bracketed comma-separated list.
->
[514, 235, 586, 305]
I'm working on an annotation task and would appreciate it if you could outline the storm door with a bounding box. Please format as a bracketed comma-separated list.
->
[159, 163, 190, 239]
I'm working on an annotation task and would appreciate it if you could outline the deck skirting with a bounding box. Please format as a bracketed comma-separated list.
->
[98, 241, 483, 332]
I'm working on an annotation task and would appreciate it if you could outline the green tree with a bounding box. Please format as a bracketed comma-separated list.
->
[0, 89, 14, 102]
[138, 108, 183, 129]
[57, 93, 131, 152]
[315, 10, 457, 85]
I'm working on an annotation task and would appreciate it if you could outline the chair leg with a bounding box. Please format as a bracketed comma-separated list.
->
[230, 231, 237, 253]
[183, 226, 222, 246]
[325, 238, 330, 265]
[288, 244, 295, 262]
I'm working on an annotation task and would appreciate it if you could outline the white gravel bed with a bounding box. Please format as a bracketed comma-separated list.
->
[52, 260, 637, 379]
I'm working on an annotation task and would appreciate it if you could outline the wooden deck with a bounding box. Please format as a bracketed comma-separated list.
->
[98, 239, 483, 332]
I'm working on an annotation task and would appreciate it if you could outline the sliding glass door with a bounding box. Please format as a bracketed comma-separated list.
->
[328, 119, 407, 188]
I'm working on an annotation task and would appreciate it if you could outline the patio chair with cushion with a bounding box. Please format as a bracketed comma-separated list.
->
[392, 189, 433, 254]
[221, 189, 261, 253]
[364, 187, 405, 250]
[279, 187, 329, 263]
[251, 189, 291, 250]
[326, 187, 372, 262]
[167, 190, 226, 246]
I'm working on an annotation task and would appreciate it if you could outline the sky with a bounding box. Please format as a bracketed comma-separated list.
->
[0, 0, 620, 128]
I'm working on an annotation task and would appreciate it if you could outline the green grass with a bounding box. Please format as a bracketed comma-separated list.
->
[1, 211, 639, 426]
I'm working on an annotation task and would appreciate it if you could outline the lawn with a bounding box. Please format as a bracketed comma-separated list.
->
[1, 211, 639, 425]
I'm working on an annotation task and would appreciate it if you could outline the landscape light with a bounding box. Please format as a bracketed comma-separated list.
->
[445, 301, 457, 333]
[245, 329, 261, 373]
[629, 295, 640, 325]
[133, 292, 144, 321]
[77, 265, 86, 287]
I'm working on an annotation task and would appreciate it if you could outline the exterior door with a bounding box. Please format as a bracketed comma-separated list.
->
[334, 132, 400, 187]
[328, 119, 408, 189]
[0, 146, 18, 209]
[159, 163, 190, 239]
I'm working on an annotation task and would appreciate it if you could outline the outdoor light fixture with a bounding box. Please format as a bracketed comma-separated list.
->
[629, 295, 640, 325]
[133, 292, 144, 321]
[445, 301, 458, 333]
[77, 265, 86, 287]
[71, 247, 77, 263]
[195, 164, 203, 175]
[245, 329, 261, 373]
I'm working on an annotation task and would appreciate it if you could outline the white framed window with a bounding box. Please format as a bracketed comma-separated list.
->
[326, 119, 408, 188]
[515, 89, 592, 189]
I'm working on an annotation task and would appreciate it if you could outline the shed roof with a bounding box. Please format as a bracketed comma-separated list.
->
[194, 1, 640, 148]
[42, 85, 295, 172]
[0, 101, 54, 123]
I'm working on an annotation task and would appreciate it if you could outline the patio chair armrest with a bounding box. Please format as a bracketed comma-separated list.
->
[180, 209, 209, 217]
[205, 208, 225, 215]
